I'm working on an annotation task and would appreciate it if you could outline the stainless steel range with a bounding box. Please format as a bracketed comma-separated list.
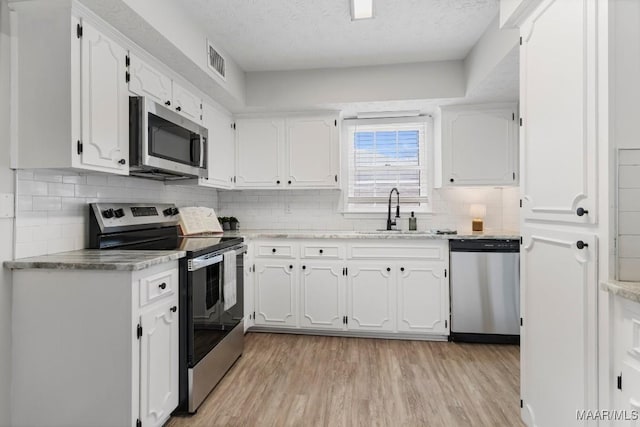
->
[88, 202, 245, 413]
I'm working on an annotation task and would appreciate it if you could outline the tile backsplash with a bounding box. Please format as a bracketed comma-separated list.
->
[217, 186, 520, 233]
[15, 169, 218, 258]
[618, 149, 640, 281]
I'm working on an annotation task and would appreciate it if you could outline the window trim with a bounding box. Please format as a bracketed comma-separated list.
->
[340, 116, 434, 215]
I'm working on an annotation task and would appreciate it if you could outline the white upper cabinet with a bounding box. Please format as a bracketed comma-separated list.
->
[14, 7, 129, 174]
[235, 118, 285, 188]
[235, 113, 340, 189]
[438, 104, 518, 187]
[520, 0, 597, 224]
[128, 54, 202, 123]
[286, 116, 339, 188]
[128, 53, 172, 106]
[79, 21, 129, 173]
[200, 103, 235, 189]
[172, 81, 203, 123]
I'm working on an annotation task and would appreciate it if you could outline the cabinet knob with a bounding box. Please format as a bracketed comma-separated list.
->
[158, 282, 166, 290]
[576, 207, 589, 217]
[118, 159, 126, 165]
[302, 265, 306, 270]
[400, 267, 405, 272]
[319, 249, 323, 254]
[387, 267, 391, 272]
[170, 306, 177, 312]
[176, 106, 182, 112]
[449, 178, 454, 183]
[276, 180, 281, 184]
[288, 180, 292, 184]
[289, 265, 293, 269]
[272, 248, 276, 253]
[576, 240, 589, 250]
[165, 100, 171, 106]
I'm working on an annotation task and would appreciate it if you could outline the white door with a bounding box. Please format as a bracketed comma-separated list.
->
[520, 228, 597, 427]
[79, 21, 128, 174]
[201, 103, 235, 189]
[235, 118, 285, 188]
[520, 0, 597, 224]
[620, 362, 640, 427]
[346, 263, 395, 332]
[139, 301, 179, 427]
[397, 262, 448, 334]
[172, 82, 202, 122]
[244, 254, 255, 331]
[442, 106, 518, 186]
[286, 116, 339, 188]
[299, 262, 345, 330]
[254, 261, 297, 327]
[128, 54, 172, 107]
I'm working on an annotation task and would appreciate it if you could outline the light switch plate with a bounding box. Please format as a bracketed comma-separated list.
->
[0, 193, 15, 218]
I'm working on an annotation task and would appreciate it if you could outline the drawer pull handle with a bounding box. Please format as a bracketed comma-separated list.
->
[319, 249, 324, 254]
[170, 306, 177, 312]
[158, 283, 167, 290]
[272, 248, 276, 253]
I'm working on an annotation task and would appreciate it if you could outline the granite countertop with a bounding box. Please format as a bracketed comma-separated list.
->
[224, 229, 520, 240]
[601, 280, 640, 304]
[4, 249, 186, 271]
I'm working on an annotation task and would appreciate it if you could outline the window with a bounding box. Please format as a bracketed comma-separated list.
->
[344, 120, 429, 213]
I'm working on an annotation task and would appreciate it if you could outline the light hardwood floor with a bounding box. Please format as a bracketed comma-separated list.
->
[167, 332, 524, 427]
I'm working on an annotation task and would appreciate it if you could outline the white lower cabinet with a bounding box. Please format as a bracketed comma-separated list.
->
[299, 262, 345, 330]
[612, 297, 640, 425]
[346, 263, 395, 332]
[396, 262, 449, 334]
[10, 262, 179, 427]
[254, 260, 298, 327]
[250, 239, 449, 339]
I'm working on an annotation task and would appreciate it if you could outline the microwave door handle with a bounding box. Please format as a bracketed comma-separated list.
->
[200, 136, 206, 168]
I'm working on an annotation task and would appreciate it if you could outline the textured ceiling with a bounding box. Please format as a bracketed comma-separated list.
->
[181, 0, 499, 71]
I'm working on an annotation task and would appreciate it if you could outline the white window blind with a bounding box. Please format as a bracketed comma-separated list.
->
[346, 121, 428, 209]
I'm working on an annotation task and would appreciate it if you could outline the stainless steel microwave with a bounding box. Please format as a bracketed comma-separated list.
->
[129, 96, 207, 180]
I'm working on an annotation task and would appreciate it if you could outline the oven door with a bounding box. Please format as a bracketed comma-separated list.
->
[130, 96, 207, 178]
[186, 247, 245, 367]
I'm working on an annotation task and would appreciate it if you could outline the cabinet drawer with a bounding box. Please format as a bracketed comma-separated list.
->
[139, 268, 177, 307]
[348, 243, 446, 261]
[256, 242, 296, 258]
[301, 244, 343, 259]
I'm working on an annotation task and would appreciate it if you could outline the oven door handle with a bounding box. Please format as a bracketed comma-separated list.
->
[188, 254, 223, 271]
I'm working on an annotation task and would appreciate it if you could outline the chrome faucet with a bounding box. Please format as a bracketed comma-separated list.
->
[387, 188, 400, 230]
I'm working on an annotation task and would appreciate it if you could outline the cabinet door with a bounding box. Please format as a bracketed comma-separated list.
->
[520, 228, 597, 427]
[128, 54, 172, 106]
[79, 21, 129, 174]
[235, 118, 285, 188]
[520, 0, 597, 224]
[442, 106, 518, 186]
[620, 362, 640, 427]
[172, 81, 202, 123]
[286, 116, 339, 188]
[346, 263, 394, 332]
[397, 262, 448, 335]
[299, 262, 345, 330]
[254, 261, 297, 327]
[139, 300, 179, 427]
[201, 103, 235, 189]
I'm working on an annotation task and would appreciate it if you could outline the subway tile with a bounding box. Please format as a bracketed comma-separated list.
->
[619, 258, 640, 281]
[17, 196, 32, 212]
[620, 212, 640, 235]
[16, 170, 34, 180]
[33, 196, 62, 211]
[619, 189, 640, 211]
[75, 185, 98, 198]
[48, 182, 75, 197]
[15, 241, 47, 258]
[18, 180, 48, 196]
[86, 175, 108, 186]
[15, 211, 48, 227]
[619, 149, 640, 166]
[33, 170, 62, 183]
[62, 175, 86, 185]
[15, 226, 34, 244]
[619, 236, 640, 258]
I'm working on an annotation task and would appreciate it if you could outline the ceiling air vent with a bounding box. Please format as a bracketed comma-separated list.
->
[207, 41, 226, 80]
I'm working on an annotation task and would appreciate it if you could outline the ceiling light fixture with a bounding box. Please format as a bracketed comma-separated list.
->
[351, 0, 374, 20]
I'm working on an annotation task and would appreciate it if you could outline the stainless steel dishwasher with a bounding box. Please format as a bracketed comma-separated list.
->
[450, 239, 520, 344]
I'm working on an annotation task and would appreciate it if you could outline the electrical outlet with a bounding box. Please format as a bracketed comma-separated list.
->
[0, 193, 14, 218]
[284, 202, 292, 214]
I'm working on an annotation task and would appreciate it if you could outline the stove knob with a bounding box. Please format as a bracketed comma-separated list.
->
[171, 207, 180, 216]
[102, 209, 115, 219]
[114, 208, 125, 218]
[162, 208, 173, 216]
